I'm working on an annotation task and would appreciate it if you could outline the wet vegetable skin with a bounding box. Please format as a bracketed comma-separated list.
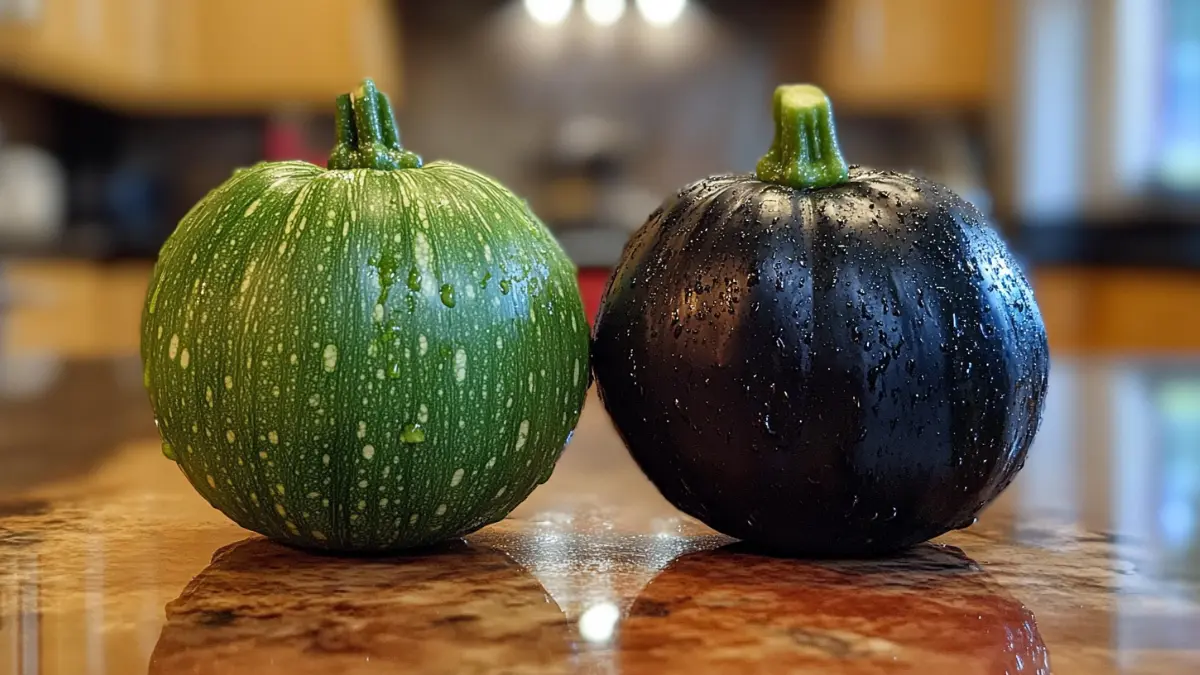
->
[592, 85, 1049, 556]
[142, 81, 589, 552]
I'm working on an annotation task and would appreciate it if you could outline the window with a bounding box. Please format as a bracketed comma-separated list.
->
[1159, 0, 1200, 190]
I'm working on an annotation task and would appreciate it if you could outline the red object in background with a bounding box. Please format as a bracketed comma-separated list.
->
[577, 268, 610, 328]
[264, 115, 326, 165]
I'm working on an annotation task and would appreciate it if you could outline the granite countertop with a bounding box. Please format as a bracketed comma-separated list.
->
[1, 357, 1199, 674]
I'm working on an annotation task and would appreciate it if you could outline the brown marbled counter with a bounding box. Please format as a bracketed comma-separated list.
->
[1, 357, 1199, 674]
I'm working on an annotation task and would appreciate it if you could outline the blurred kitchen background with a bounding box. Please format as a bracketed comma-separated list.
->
[0, 0, 1199, 575]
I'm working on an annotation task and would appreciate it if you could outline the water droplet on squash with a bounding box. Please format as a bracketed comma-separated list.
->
[161, 440, 178, 461]
[400, 422, 426, 444]
[953, 516, 978, 530]
[499, 279, 512, 295]
[440, 284, 456, 308]
[388, 362, 403, 379]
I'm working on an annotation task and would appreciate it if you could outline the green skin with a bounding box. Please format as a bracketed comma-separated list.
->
[141, 82, 589, 551]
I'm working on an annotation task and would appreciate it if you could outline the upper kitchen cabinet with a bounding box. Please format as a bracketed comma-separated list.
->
[0, 0, 400, 113]
[809, 0, 999, 111]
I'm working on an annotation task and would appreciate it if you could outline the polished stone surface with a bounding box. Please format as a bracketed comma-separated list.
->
[1, 357, 1199, 674]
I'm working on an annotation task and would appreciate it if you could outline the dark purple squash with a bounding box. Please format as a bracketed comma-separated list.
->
[592, 85, 1049, 556]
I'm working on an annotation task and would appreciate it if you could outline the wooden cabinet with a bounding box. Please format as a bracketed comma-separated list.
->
[3, 260, 150, 358]
[813, 0, 998, 110]
[0, 0, 120, 102]
[1034, 268, 1200, 354]
[0, 0, 400, 113]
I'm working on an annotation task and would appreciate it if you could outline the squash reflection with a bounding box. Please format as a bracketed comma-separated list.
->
[149, 537, 572, 674]
[621, 543, 1049, 674]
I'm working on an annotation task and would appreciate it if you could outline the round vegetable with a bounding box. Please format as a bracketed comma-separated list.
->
[142, 80, 589, 552]
[592, 84, 1049, 556]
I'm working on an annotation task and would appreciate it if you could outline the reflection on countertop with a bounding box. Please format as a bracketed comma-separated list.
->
[1, 357, 1199, 674]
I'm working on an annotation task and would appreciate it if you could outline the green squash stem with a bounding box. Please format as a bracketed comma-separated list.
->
[327, 79, 423, 171]
[755, 84, 848, 190]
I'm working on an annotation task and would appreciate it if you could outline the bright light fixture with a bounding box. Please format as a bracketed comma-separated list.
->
[584, 0, 626, 26]
[636, 0, 686, 27]
[525, 0, 572, 26]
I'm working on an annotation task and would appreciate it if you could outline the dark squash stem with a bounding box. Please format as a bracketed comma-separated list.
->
[327, 79, 423, 170]
[755, 84, 848, 190]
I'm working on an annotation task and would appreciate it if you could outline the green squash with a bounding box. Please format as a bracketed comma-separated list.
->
[141, 80, 589, 551]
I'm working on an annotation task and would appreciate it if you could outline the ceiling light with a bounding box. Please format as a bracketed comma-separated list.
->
[525, 0, 572, 26]
[585, 0, 626, 26]
[636, 0, 686, 27]
[638, 0, 686, 26]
